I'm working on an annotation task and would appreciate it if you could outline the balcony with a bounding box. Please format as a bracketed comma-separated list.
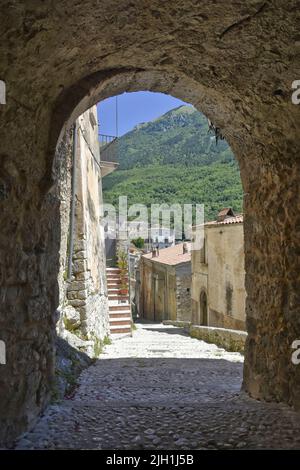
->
[99, 134, 119, 177]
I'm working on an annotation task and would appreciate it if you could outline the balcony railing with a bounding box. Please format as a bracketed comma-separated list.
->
[99, 133, 117, 146]
[99, 133, 119, 163]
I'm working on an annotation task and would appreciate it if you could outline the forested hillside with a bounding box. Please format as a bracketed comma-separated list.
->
[102, 105, 243, 221]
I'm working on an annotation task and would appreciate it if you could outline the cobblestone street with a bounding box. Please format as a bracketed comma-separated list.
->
[16, 324, 300, 450]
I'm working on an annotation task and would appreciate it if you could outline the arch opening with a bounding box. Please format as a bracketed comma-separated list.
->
[97, 91, 244, 336]
[1, 2, 299, 445]
[48, 68, 300, 417]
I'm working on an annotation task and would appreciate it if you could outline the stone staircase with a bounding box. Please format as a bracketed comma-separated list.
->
[107, 267, 132, 338]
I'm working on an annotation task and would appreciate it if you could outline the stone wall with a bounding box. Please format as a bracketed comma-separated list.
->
[190, 325, 247, 353]
[192, 222, 246, 330]
[64, 106, 110, 348]
[0, 119, 78, 444]
[175, 263, 192, 322]
[54, 129, 73, 307]
[207, 223, 245, 329]
[0, 104, 109, 444]
[139, 256, 191, 322]
[52, 107, 110, 355]
[139, 258, 172, 322]
[163, 321, 247, 353]
[0, 146, 61, 445]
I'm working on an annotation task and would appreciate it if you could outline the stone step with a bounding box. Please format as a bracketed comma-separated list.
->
[107, 287, 123, 293]
[107, 279, 129, 286]
[107, 283, 129, 289]
[109, 314, 131, 320]
[107, 277, 128, 283]
[109, 310, 131, 318]
[109, 321, 131, 333]
[107, 279, 123, 284]
[109, 317, 132, 326]
[107, 286, 129, 292]
[108, 294, 130, 301]
[106, 268, 121, 273]
[107, 274, 128, 280]
[109, 304, 131, 311]
[108, 291, 129, 298]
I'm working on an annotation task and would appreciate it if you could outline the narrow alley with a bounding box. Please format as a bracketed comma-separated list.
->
[16, 324, 300, 450]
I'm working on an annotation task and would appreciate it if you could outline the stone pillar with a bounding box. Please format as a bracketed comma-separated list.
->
[0, 147, 60, 444]
[0, 106, 110, 444]
[242, 143, 300, 409]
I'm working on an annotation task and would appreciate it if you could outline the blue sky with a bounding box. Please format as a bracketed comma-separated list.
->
[97, 91, 189, 137]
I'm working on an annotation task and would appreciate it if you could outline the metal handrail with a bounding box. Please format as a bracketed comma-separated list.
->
[99, 134, 119, 163]
[99, 134, 117, 146]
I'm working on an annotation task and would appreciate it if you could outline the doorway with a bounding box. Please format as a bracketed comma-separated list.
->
[200, 290, 208, 326]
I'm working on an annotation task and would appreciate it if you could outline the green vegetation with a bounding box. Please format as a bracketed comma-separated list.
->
[131, 237, 145, 249]
[117, 248, 129, 293]
[102, 105, 243, 222]
[63, 315, 80, 333]
[92, 334, 111, 357]
[93, 337, 103, 357]
[103, 335, 112, 346]
[103, 162, 242, 221]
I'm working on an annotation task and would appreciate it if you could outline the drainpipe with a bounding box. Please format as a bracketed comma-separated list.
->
[68, 120, 78, 281]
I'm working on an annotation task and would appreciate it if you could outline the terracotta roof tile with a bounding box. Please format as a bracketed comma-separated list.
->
[205, 214, 243, 226]
[142, 243, 191, 266]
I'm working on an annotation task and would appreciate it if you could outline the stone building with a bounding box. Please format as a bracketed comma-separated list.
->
[191, 209, 245, 331]
[139, 243, 192, 322]
[145, 226, 176, 250]
[57, 105, 110, 354]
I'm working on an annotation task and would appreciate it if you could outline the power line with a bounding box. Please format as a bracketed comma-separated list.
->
[116, 95, 118, 137]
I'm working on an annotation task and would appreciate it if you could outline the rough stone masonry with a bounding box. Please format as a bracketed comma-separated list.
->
[60, 106, 110, 351]
[15, 324, 300, 450]
[0, 0, 300, 445]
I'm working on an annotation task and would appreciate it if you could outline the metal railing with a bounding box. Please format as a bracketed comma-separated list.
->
[99, 133, 117, 146]
[99, 133, 119, 163]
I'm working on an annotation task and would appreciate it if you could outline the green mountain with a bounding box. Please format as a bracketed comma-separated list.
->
[101, 105, 243, 221]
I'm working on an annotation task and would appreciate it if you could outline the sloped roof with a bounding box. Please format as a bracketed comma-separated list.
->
[205, 214, 243, 226]
[217, 207, 235, 221]
[142, 243, 191, 266]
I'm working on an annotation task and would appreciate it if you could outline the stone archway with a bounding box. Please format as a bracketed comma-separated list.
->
[0, 0, 300, 444]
